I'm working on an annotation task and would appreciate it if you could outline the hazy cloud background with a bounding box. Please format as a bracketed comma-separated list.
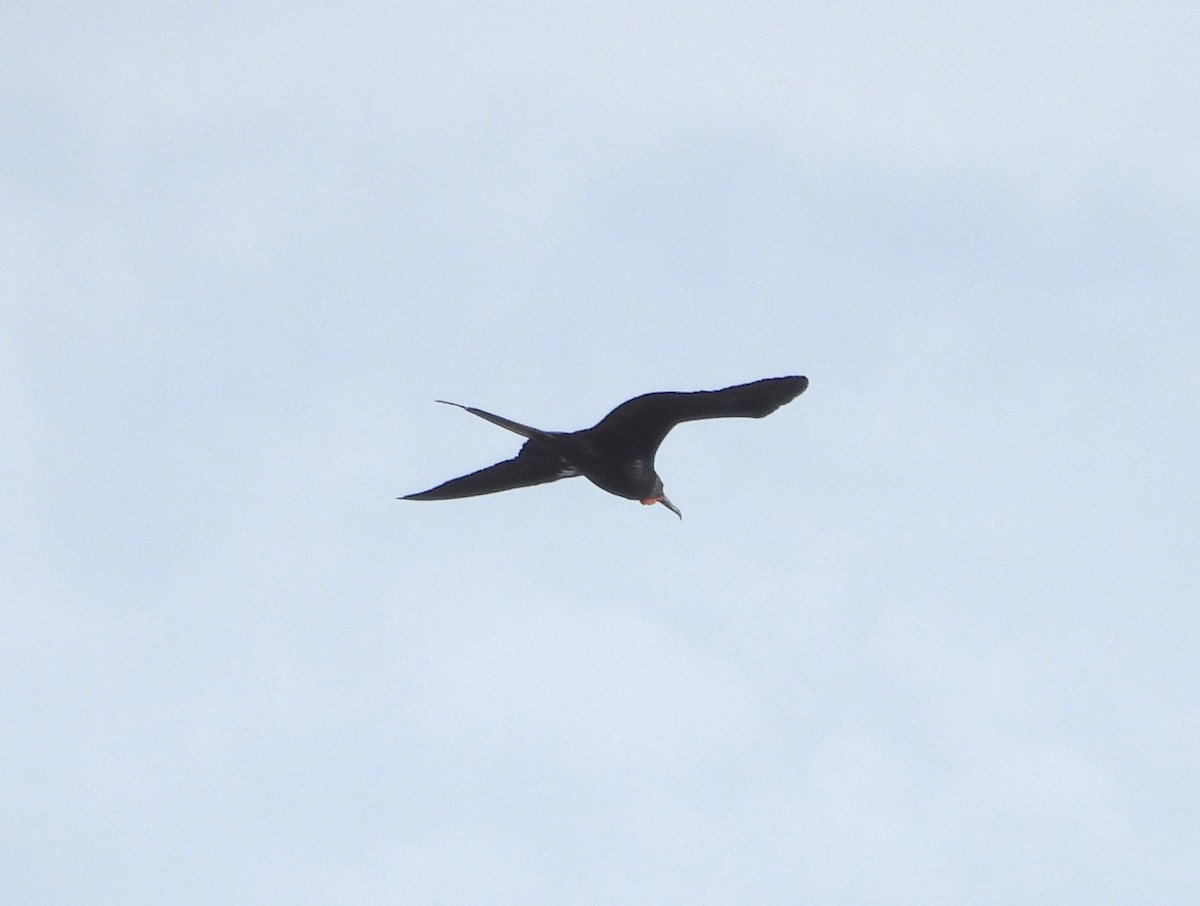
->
[4, 3, 1198, 903]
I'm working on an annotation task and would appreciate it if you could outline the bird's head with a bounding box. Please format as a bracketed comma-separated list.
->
[638, 475, 682, 519]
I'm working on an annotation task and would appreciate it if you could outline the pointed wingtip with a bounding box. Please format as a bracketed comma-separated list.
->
[782, 375, 808, 398]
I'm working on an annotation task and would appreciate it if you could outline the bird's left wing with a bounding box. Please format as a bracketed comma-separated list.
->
[401, 440, 577, 501]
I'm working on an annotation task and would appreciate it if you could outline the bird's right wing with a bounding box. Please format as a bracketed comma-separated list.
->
[587, 375, 809, 459]
[401, 440, 577, 501]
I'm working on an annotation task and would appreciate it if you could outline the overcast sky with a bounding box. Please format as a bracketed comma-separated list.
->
[4, 3, 1199, 903]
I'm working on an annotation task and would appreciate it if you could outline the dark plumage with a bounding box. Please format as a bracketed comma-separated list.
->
[401, 375, 808, 518]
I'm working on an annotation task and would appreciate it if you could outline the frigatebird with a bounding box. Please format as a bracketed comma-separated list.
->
[401, 375, 808, 518]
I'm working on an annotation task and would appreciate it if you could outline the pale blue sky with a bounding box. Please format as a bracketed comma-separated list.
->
[4, 3, 1199, 903]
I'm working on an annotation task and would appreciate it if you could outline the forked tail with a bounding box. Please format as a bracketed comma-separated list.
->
[435, 400, 556, 442]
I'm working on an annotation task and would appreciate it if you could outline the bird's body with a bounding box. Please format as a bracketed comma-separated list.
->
[402, 375, 808, 517]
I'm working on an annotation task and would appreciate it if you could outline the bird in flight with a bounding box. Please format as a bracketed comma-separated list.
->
[401, 375, 808, 518]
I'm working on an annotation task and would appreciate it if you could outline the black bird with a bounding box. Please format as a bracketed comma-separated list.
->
[401, 375, 808, 518]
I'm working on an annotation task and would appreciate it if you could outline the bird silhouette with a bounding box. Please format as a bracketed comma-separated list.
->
[401, 375, 808, 518]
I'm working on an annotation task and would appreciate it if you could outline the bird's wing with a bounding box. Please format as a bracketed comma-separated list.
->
[587, 375, 808, 459]
[402, 440, 577, 501]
